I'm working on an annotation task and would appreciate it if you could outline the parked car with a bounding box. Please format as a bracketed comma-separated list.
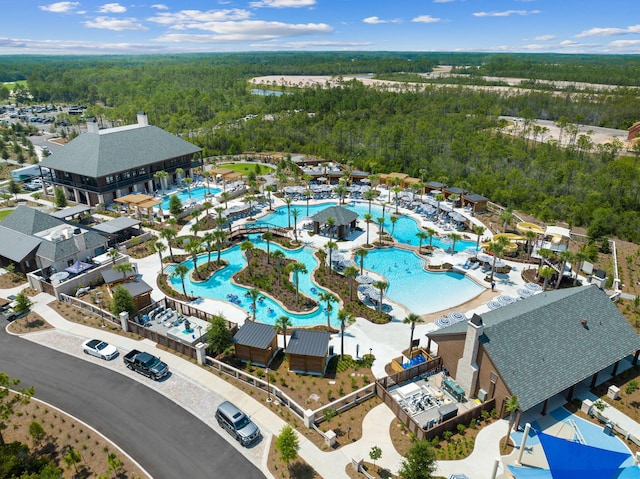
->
[82, 339, 118, 360]
[22, 182, 40, 191]
[123, 349, 169, 380]
[215, 401, 261, 446]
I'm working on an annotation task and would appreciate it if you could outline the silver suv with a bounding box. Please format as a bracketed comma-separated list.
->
[215, 401, 260, 446]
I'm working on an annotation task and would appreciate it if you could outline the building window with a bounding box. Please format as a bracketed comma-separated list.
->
[106, 176, 114, 184]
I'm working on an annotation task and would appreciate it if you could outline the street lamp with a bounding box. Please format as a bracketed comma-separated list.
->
[265, 367, 272, 403]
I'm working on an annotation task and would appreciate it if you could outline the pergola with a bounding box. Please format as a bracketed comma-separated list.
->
[114, 194, 162, 216]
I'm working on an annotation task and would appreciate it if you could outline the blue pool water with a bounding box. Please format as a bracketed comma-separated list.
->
[403, 353, 426, 369]
[171, 236, 340, 327]
[260, 201, 476, 252]
[364, 248, 484, 314]
[158, 185, 221, 210]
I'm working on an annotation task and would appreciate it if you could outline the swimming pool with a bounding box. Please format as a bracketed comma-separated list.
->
[158, 185, 221, 210]
[170, 236, 340, 327]
[260, 201, 477, 252]
[363, 248, 484, 315]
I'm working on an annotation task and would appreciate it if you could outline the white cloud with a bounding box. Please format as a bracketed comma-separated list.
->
[98, 3, 127, 13]
[412, 15, 442, 24]
[609, 39, 640, 47]
[363, 16, 385, 24]
[39, 2, 80, 13]
[532, 34, 555, 41]
[0, 36, 167, 54]
[251, 40, 374, 49]
[151, 4, 168, 9]
[576, 24, 640, 38]
[249, 0, 316, 7]
[473, 10, 540, 17]
[83, 16, 148, 31]
[148, 9, 251, 26]
[155, 20, 332, 42]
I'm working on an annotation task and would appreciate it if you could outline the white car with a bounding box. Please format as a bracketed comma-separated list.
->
[82, 339, 118, 360]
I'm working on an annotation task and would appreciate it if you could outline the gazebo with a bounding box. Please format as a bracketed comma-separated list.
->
[310, 205, 358, 240]
[114, 194, 162, 216]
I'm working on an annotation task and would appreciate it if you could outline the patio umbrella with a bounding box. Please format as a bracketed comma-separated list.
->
[435, 317, 451, 328]
[368, 288, 386, 301]
[356, 274, 374, 284]
[358, 284, 375, 295]
[329, 252, 346, 263]
[447, 311, 467, 323]
[493, 258, 507, 268]
[317, 176, 327, 182]
[525, 282, 543, 291]
[497, 295, 516, 305]
[339, 259, 357, 268]
[477, 252, 493, 263]
[487, 300, 503, 310]
[517, 288, 533, 298]
[360, 178, 371, 184]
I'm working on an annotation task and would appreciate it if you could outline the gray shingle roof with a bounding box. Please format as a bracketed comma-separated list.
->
[286, 329, 330, 357]
[0, 205, 66, 235]
[50, 205, 92, 219]
[310, 205, 358, 227]
[92, 217, 140, 234]
[430, 286, 640, 411]
[0, 226, 41, 262]
[117, 279, 153, 297]
[40, 125, 201, 177]
[463, 193, 489, 202]
[232, 321, 277, 349]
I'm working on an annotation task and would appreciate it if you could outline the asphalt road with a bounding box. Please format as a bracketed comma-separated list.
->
[0, 328, 265, 479]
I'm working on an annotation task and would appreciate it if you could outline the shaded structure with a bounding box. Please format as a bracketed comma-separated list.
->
[310, 205, 358, 240]
[286, 329, 331, 375]
[92, 217, 142, 244]
[461, 193, 489, 213]
[116, 278, 153, 311]
[232, 321, 278, 367]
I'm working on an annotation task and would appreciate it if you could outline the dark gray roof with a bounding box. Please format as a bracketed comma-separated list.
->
[92, 217, 140, 234]
[102, 266, 137, 284]
[0, 206, 65, 235]
[40, 125, 201, 177]
[310, 205, 358, 227]
[50, 205, 92, 219]
[286, 329, 330, 357]
[232, 321, 277, 349]
[0, 226, 41, 262]
[425, 181, 447, 189]
[463, 193, 489, 202]
[117, 279, 152, 297]
[444, 187, 466, 195]
[429, 286, 640, 411]
[35, 230, 107, 262]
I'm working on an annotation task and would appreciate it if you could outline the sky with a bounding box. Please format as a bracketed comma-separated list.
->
[1, 0, 639, 55]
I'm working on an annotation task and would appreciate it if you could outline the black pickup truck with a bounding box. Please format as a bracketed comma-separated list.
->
[123, 349, 169, 381]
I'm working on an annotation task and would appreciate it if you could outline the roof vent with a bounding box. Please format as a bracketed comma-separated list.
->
[581, 319, 588, 329]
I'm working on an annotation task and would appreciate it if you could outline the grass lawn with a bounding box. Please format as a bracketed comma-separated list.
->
[3, 80, 28, 90]
[0, 209, 14, 220]
[218, 162, 275, 175]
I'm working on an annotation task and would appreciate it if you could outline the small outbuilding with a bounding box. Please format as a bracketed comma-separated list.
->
[310, 205, 358, 240]
[115, 278, 153, 311]
[462, 193, 489, 213]
[286, 329, 331, 376]
[232, 321, 278, 367]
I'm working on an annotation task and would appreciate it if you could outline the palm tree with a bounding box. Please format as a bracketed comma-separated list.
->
[326, 216, 336, 239]
[202, 170, 212, 194]
[363, 188, 377, 214]
[202, 232, 216, 269]
[539, 266, 555, 291]
[185, 239, 203, 280]
[555, 250, 574, 289]
[500, 208, 514, 233]
[287, 261, 308, 304]
[334, 183, 347, 205]
[113, 261, 133, 280]
[153, 240, 166, 274]
[373, 280, 388, 314]
[390, 215, 398, 237]
[220, 191, 231, 209]
[376, 217, 385, 245]
[240, 240, 255, 275]
[154, 170, 169, 192]
[416, 231, 428, 254]
[325, 240, 338, 274]
[262, 231, 274, 263]
[172, 264, 189, 297]
[426, 227, 436, 248]
[392, 186, 402, 213]
[364, 213, 373, 245]
[248, 288, 264, 321]
[160, 228, 177, 262]
[318, 291, 338, 330]
[410, 181, 424, 201]
[304, 188, 312, 215]
[272, 249, 285, 282]
[213, 229, 227, 265]
[202, 200, 213, 219]
[404, 313, 424, 356]
[343, 265, 359, 300]
[473, 225, 486, 251]
[504, 395, 520, 448]
[486, 239, 506, 283]
[355, 248, 368, 274]
[338, 309, 355, 358]
[275, 315, 292, 349]
[265, 185, 276, 211]
[448, 232, 462, 254]
[284, 197, 293, 228]
[184, 177, 193, 198]
[435, 193, 445, 214]
[525, 230, 537, 260]
[292, 208, 301, 242]
[573, 243, 597, 285]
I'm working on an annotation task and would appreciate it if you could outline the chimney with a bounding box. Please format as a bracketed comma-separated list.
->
[137, 112, 149, 126]
[456, 314, 484, 398]
[86, 119, 99, 134]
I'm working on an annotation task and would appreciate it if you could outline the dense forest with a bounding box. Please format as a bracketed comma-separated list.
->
[1, 52, 639, 243]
